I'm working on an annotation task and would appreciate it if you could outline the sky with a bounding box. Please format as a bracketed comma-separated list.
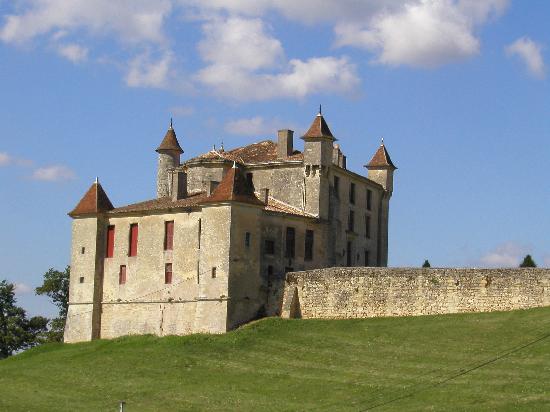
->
[0, 0, 549, 317]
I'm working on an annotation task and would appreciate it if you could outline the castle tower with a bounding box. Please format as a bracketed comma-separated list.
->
[365, 141, 397, 266]
[156, 119, 183, 198]
[65, 179, 114, 342]
[301, 108, 336, 219]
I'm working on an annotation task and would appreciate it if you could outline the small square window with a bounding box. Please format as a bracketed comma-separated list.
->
[81, 247, 85, 254]
[79, 276, 84, 284]
[264, 240, 275, 255]
[245, 232, 251, 248]
[211, 267, 217, 278]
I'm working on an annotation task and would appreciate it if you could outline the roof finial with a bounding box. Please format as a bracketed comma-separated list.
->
[232, 160, 237, 169]
[220, 140, 224, 152]
[381, 136, 384, 145]
[94, 176, 99, 184]
[169, 117, 173, 130]
[318, 104, 322, 116]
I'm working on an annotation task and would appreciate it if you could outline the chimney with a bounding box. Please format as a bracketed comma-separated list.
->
[259, 188, 269, 205]
[171, 171, 188, 201]
[277, 129, 294, 159]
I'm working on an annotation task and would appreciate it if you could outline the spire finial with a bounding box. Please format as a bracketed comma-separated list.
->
[94, 176, 99, 184]
[381, 136, 384, 145]
[169, 118, 173, 129]
[318, 104, 322, 116]
[220, 140, 224, 152]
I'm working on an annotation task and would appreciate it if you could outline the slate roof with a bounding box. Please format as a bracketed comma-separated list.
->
[185, 140, 303, 165]
[302, 113, 335, 140]
[366, 144, 397, 169]
[156, 126, 183, 154]
[203, 166, 265, 206]
[69, 181, 114, 217]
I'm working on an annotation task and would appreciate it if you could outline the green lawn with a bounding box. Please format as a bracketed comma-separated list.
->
[1, 308, 550, 411]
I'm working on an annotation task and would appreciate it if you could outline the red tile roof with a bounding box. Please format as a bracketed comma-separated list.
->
[302, 114, 335, 139]
[156, 126, 183, 154]
[264, 197, 316, 218]
[366, 144, 397, 169]
[203, 166, 265, 206]
[185, 140, 303, 166]
[69, 181, 114, 217]
[109, 192, 207, 214]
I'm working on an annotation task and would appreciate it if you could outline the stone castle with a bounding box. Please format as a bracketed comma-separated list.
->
[64, 111, 396, 342]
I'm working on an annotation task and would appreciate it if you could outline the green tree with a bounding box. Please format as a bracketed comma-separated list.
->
[0, 280, 48, 359]
[35, 266, 70, 342]
[422, 260, 431, 268]
[519, 255, 537, 268]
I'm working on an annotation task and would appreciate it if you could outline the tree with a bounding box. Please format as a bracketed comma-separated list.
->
[519, 255, 537, 268]
[0, 280, 48, 359]
[35, 266, 70, 342]
[422, 260, 431, 268]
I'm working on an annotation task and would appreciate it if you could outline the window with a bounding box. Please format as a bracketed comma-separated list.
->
[211, 267, 217, 278]
[81, 247, 85, 254]
[264, 240, 275, 255]
[367, 189, 373, 211]
[198, 219, 202, 249]
[349, 182, 356, 204]
[79, 276, 84, 284]
[366, 215, 371, 239]
[305, 230, 314, 261]
[346, 242, 352, 267]
[128, 224, 138, 257]
[245, 232, 251, 248]
[365, 250, 369, 266]
[119, 265, 127, 285]
[165, 263, 173, 284]
[334, 176, 340, 198]
[164, 221, 174, 251]
[106, 225, 115, 258]
[285, 227, 295, 258]
[348, 210, 355, 232]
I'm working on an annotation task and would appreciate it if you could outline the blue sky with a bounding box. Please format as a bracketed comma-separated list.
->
[1, 0, 549, 317]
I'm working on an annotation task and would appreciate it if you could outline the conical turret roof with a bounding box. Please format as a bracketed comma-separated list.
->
[302, 112, 335, 140]
[68, 180, 114, 217]
[366, 143, 397, 169]
[156, 121, 183, 154]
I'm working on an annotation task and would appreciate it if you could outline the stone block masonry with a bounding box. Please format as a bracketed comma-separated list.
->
[281, 267, 550, 319]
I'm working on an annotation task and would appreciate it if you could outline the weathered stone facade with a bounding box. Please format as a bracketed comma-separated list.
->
[281, 267, 550, 319]
[64, 111, 395, 342]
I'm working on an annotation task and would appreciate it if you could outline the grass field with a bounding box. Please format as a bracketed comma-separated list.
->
[1, 307, 550, 411]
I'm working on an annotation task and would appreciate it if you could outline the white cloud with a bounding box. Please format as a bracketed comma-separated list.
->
[506, 37, 545, 79]
[125, 51, 174, 89]
[57, 43, 88, 63]
[479, 242, 528, 268]
[170, 105, 195, 117]
[0, 152, 11, 166]
[334, 0, 508, 68]
[225, 116, 287, 136]
[31, 165, 76, 182]
[198, 17, 284, 71]
[0, 0, 172, 45]
[14, 283, 33, 295]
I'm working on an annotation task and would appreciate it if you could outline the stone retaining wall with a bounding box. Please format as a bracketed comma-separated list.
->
[280, 267, 550, 319]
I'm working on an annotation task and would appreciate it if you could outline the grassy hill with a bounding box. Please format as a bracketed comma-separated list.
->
[1, 308, 550, 411]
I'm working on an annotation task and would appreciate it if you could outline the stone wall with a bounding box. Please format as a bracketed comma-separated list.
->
[281, 267, 550, 319]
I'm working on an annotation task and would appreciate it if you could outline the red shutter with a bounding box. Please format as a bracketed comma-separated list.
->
[165, 263, 173, 284]
[129, 224, 138, 257]
[164, 221, 174, 251]
[119, 265, 126, 285]
[106, 226, 115, 258]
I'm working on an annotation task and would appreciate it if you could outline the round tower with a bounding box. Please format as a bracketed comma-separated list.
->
[156, 119, 183, 198]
